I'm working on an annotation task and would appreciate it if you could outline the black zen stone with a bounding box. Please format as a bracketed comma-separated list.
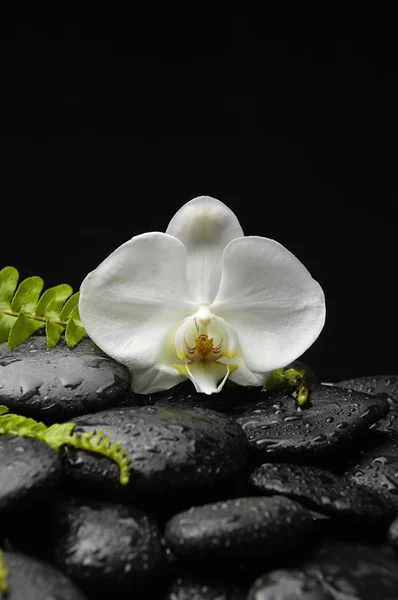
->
[248, 539, 398, 599]
[247, 569, 328, 600]
[48, 495, 172, 595]
[335, 375, 398, 404]
[0, 337, 130, 423]
[164, 496, 314, 564]
[1, 550, 88, 600]
[0, 435, 62, 513]
[335, 376, 398, 435]
[236, 384, 389, 465]
[164, 576, 248, 599]
[345, 431, 398, 507]
[60, 404, 250, 503]
[249, 462, 397, 523]
[387, 515, 398, 554]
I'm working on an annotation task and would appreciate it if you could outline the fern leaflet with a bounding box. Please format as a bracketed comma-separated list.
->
[0, 266, 86, 349]
[0, 406, 131, 485]
[0, 550, 8, 596]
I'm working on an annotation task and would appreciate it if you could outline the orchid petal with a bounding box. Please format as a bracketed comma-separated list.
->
[211, 236, 326, 373]
[176, 360, 233, 395]
[166, 196, 244, 305]
[225, 351, 267, 387]
[79, 232, 196, 375]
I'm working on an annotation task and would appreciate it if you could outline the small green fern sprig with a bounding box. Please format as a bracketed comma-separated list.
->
[0, 549, 8, 596]
[0, 406, 131, 485]
[0, 266, 86, 349]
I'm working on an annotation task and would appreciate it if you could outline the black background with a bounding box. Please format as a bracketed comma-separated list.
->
[1, 24, 396, 384]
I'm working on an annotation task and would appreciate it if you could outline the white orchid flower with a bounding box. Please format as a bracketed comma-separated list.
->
[79, 196, 325, 395]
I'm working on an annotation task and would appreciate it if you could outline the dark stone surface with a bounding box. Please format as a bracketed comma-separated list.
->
[163, 576, 248, 599]
[335, 375, 398, 404]
[236, 384, 389, 465]
[247, 568, 329, 599]
[1, 550, 88, 599]
[0, 434, 62, 513]
[335, 376, 398, 434]
[248, 539, 398, 599]
[0, 337, 131, 422]
[344, 430, 398, 508]
[3, 365, 398, 598]
[61, 404, 250, 502]
[164, 496, 314, 563]
[48, 495, 172, 595]
[249, 462, 397, 523]
[387, 515, 398, 552]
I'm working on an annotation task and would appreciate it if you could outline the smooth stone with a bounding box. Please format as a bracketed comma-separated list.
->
[49, 495, 172, 594]
[248, 538, 398, 599]
[249, 462, 397, 523]
[0, 337, 130, 422]
[163, 576, 248, 599]
[335, 376, 398, 434]
[0, 434, 62, 513]
[335, 375, 398, 404]
[61, 404, 250, 501]
[247, 569, 328, 600]
[1, 550, 88, 600]
[164, 496, 314, 563]
[236, 384, 389, 465]
[344, 431, 398, 508]
[387, 515, 398, 552]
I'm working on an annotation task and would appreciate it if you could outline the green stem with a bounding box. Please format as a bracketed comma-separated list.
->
[0, 309, 67, 327]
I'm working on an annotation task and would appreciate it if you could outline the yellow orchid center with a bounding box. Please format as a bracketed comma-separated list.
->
[173, 308, 239, 394]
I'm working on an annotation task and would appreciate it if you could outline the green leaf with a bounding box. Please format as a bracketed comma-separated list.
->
[60, 291, 80, 320]
[65, 305, 86, 346]
[46, 317, 64, 348]
[35, 283, 73, 319]
[10, 275, 44, 313]
[8, 312, 44, 349]
[0, 406, 131, 485]
[0, 313, 16, 344]
[0, 265, 19, 310]
[1, 266, 85, 349]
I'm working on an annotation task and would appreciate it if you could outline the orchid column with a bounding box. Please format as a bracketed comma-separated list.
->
[79, 196, 325, 395]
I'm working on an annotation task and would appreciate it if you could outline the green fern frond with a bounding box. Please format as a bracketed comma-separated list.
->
[0, 266, 86, 349]
[0, 549, 8, 596]
[0, 406, 131, 485]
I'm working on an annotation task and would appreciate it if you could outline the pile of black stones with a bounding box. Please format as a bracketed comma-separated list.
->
[2, 337, 398, 599]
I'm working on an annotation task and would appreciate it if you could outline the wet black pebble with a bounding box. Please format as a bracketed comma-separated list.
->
[249, 462, 397, 523]
[0, 337, 130, 422]
[48, 495, 172, 595]
[248, 539, 398, 599]
[1, 550, 88, 599]
[236, 384, 389, 464]
[61, 404, 249, 500]
[247, 568, 328, 600]
[0, 435, 62, 513]
[164, 496, 314, 563]
[163, 575, 248, 599]
[345, 431, 398, 507]
[335, 375, 398, 404]
[335, 376, 398, 434]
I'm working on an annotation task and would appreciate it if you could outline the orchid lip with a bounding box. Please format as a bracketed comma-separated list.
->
[173, 309, 239, 394]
